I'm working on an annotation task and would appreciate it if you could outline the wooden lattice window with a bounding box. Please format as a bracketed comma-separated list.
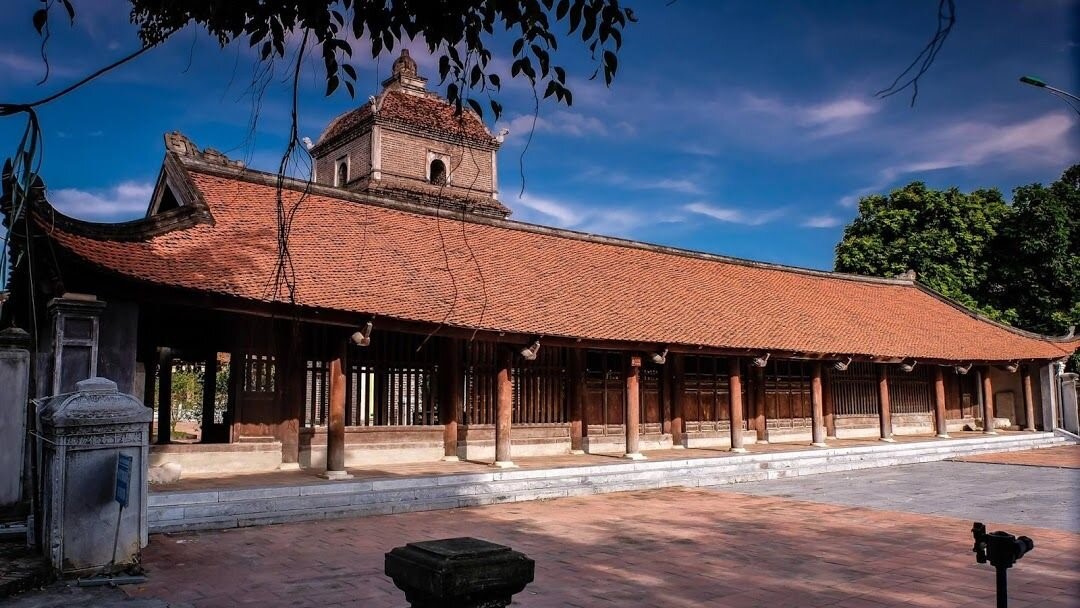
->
[765, 360, 812, 428]
[891, 365, 934, 414]
[831, 362, 878, 417]
[683, 355, 731, 432]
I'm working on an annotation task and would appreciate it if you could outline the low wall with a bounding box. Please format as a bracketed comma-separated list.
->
[834, 414, 934, 439]
[583, 432, 673, 454]
[300, 427, 445, 468]
[150, 442, 283, 475]
[458, 424, 571, 460]
[683, 429, 758, 449]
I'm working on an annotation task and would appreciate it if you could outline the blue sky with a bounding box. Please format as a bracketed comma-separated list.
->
[0, 1, 1077, 271]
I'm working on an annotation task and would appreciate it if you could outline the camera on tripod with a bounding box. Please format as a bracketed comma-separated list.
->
[972, 522, 1034, 569]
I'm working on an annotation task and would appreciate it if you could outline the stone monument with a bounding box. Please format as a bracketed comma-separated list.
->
[385, 537, 535, 608]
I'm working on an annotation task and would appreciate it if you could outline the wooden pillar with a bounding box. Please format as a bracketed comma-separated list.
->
[669, 354, 685, 449]
[728, 357, 746, 452]
[200, 353, 218, 442]
[277, 324, 305, 467]
[933, 366, 950, 438]
[1022, 367, 1036, 431]
[752, 366, 767, 442]
[439, 339, 463, 461]
[568, 349, 586, 454]
[624, 356, 645, 459]
[321, 340, 351, 479]
[142, 347, 157, 439]
[823, 367, 836, 439]
[494, 347, 515, 468]
[982, 366, 996, 434]
[810, 362, 827, 447]
[877, 364, 894, 442]
[156, 347, 172, 445]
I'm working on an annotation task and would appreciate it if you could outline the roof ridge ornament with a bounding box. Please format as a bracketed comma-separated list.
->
[163, 131, 245, 169]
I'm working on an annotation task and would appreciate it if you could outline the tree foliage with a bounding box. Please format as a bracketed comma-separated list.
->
[836, 166, 1080, 356]
[35, 0, 638, 120]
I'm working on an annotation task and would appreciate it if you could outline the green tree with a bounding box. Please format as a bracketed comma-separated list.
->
[986, 165, 1080, 337]
[834, 182, 1011, 320]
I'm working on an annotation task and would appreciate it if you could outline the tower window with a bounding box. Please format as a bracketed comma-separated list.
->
[429, 159, 447, 186]
[336, 159, 349, 187]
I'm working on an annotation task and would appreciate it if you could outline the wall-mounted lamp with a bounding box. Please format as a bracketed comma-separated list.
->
[955, 362, 973, 375]
[351, 320, 374, 346]
[751, 352, 770, 368]
[520, 339, 541, 361]
[650, 348, 669, 365]
[900, 359, 918, 373]
[833, 356, 852, 372]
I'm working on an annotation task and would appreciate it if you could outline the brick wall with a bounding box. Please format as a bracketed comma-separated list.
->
[315, 131, 371, 187]
[380, 129, 494, 194]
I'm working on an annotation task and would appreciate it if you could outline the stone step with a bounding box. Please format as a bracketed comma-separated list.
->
[149, 433, 1063, 533]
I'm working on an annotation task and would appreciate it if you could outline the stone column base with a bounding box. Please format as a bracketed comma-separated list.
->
[319, 470, 354, 480]
[810, 442, 829, 448]
[730, 447, 747, 454]
[623, 452, 647, 461]
[493, 460, 518, 469]
[440, 455, 460, 462]
[879, 437, 896, 443]
[278, 462, 301, 471]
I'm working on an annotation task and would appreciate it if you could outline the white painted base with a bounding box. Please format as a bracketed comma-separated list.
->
[569, 449, 586, 455]
[278, 462, 301, 471]
[623, 452, 647, 461]
[936, 434, 951, 439]
[319, 470, 354, 480]
[879, 437, 896, 443]
[440, 455, 460, 462]
[492, 460, 518, 469]
[730, 447, 748, 454]
[811, 442, 829, 448]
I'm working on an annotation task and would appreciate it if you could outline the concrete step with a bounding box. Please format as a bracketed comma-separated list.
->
[148, 433, 1063, 533]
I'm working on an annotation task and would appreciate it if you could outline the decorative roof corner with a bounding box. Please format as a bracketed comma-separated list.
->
[164, 131, 245, 169]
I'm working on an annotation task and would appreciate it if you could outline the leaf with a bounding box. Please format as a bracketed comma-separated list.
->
[326, 74, 339, 96]
[342, 64, 357, 80]
[466, 98, 483, 117]
[60, 0, 75, 24]
[490, 99, 503, 120]
[512, 38, 524, 56]
[488, 73, 501, 89]
[345, 81, 355, 98]
[543, 80, 558, 99]
[32, 9, 47, 34]
[556, 0, 570, 20]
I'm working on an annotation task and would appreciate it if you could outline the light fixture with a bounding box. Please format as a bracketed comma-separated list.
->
[954, 362, 973, 375]
[900, 359, 917, 373]
[351, 320, 373, 346]
[751, 352, 770, 368]
[519, 339, 541, 361]
[650, 348, 668, 365]
[1003, 361, 1020, 373]
[833, 356, 852, 372]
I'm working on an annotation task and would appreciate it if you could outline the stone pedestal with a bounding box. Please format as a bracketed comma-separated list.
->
[385, 537, 535, 608]
[0, 327, 31, 517]
[38, 377, 153, 576]
[1061, 373, 1079, 435]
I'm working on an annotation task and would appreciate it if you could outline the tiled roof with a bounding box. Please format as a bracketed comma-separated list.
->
[316, 90, 497, 149]
[43, 162, 1079, 363]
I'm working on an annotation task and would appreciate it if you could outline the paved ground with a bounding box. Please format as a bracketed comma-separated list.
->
[722, 460, 1080, 533]
[952, 444, 1080, 469]
[9, 447, 1077, 607]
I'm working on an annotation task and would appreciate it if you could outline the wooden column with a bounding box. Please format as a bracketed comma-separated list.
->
[156, 347, 172, 445]
[982, 366, 996, 434]
[142, 347, 157, 439]
[321, 340, 351, 479]
[823, 367, 836, 439]
[277, 324, 305, 467]
[933, 366, 950, 438]
[624, 356, 645, 459]
[728, 357, 746, 452]
[494, 347, 516, 468]
[1022, 367, 1037, 431]
[200, 353, 218, 442]
[439, 339, 463, 461]
[669, 354, 685, 449]
[810, 362, 827, 447]
[568, 349, 586, 454]
[753, 366, 767, 442]
[877, 365, 894, 442]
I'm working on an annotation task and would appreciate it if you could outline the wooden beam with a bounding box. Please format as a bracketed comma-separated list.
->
[669, 354, 685, 449]
[933, 366, 950, 438]
[728, 357, 746, 452]
[822, 367, 836, 439]
[320, 340, 351, 479]
[200, 352, 217, 442]
[156, 347, 172, 445]
[494, 347, 515, 467]
[624, 356, 644, 459]
[440, 338, 463, 461]
[568, 349, 586, 453]
[752, 366, 767, 442]
[982, 366, 996, 434]
[1022, 367, 1036, 431]
[877, 365, 894, 442]
[811, 362, 827, 447]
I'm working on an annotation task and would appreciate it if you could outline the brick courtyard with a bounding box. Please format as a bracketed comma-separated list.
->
[126, 467, 1079, 608]
[952, 444, 1080, 469]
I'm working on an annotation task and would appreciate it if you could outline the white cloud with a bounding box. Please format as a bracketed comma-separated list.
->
[497, 110, 609, 141]
[48, 181, 153, 221]
[683, 202, 782, 226]
[512, 193, 684, 238]
[740, 93, 880, 137]
[578, 168, 705, 195]
[839, 112, 1077, 206]
[801, 215, 843, 229]
[514, 194, 584, 227]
